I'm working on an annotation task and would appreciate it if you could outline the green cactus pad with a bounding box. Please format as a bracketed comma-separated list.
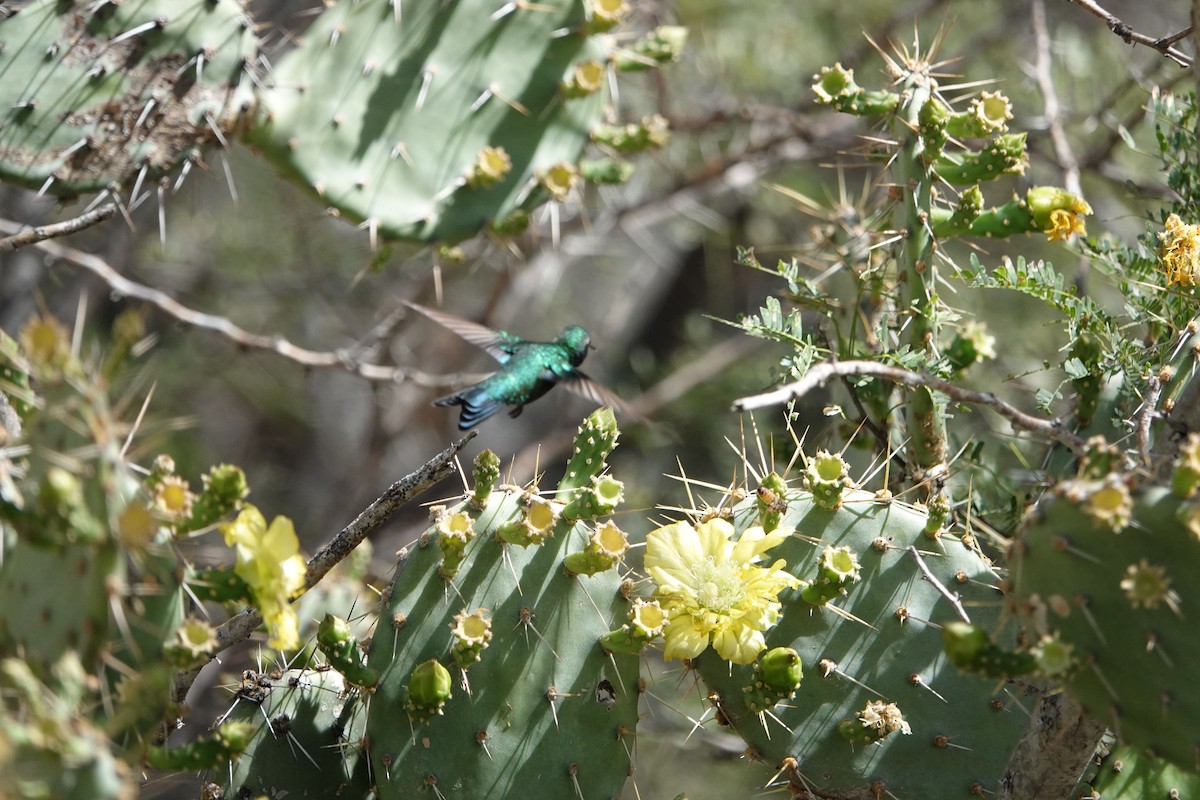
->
[217, 668, 373, 799]
[366, 485, 638, 800]
[1010, 481, 1200, 771]
[0, 0, 256, 196]
[691, 489, 1026, 798]
[244, 0, 611, 243]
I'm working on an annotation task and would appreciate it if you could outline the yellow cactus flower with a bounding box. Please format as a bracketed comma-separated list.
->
[1158, 213, 1200, 287]
[221, 506, 307, 651]
[645, 519, 799, 664]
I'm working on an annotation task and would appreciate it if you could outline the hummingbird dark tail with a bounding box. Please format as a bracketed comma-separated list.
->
[434, 386, 504, 430]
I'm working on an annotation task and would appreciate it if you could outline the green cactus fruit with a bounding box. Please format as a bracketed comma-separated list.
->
[561, 473, 624, 520]
[495, 494, 559, 546]
[811, 63, 900, 116]
[216, 668, 373, 800]
[563, 520, 629, 575]
[917, 97, 950, 161]
[601, 598, 666, 654]
[592, 115, 670, 153]
[942, 622, 1037, 679]
[756, 472, 789, 532]
[435, 508, 476, 578]
[742, 647, 803, 713]
[691, 489, 1027, 798]
[934, 133, 1027, 185]
[1010, 479, 1200, 771]
[470, 450, 502, 509]
[317, 613, 379, 690]
[579, 157, 635, 185]
[183, 463, 248, 533]
[0, 0, 256, 196]
[932, 184, 985, 239]
[244, 0, 617, 243]
[946, 92, 1013, 138]
[800, 544, 861, 605]
[1172, 432, 1200, 498]
[804, 449, 851, 510]
[365, 413, 636, 800]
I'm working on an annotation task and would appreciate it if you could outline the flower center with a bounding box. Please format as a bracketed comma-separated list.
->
[691, 556, 742, 613]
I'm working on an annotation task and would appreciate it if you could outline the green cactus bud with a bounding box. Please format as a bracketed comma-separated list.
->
[1031, 633, 1077, 678]
[562, 473, 624, 521]
[742, 646, 803, 713]
[465, 146, 513, 190]
[614, 26, 687, 71]
[755, 472, 789, 532]
[591, 115, 670, 153]
[800, 545, 861, 605]
[931, 184, 985, 237]
[583, 0, 630, 33]
[1026, 185, 1093, 237]
[805, 450, 851, 510]
[1172, 433, 1200, 498]
[437, 510, 476, 578]
[450, 608, 493, 669]
[489, 209, 531, 238]
[601, 599, 666, 654]
[405, 659, 454, 722]
[934, 132, 1027, 185]
[1076, 478, 1133, 531]
[317, 613, 378, 689]
[811, 63, 899, 115]
[564, 520, 629, 575]
[918, 97, 950, 161]
[146, 722, 254, 771]
[945, 91, 1012, 138]
[470, 450, 502, 509]
[561, 60, 607, 99]
[187, 565, 252, 604]
[922, 492, 952, 539]
[497, 497, 558, 547]
[539, 162, 579, 201]
[579, 158, 635, 185]
[184, 463, 247, 533]
[163, 619, 218, 669]
[945, 320, 996, 373]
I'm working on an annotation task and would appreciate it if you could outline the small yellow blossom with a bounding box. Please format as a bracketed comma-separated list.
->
[221, 505, 307, 651]
[644, 519, 799, 664]
[1045, 209, 1087, 242]
[1158, 213, 1200, 287]
[153, 475, 195, 522]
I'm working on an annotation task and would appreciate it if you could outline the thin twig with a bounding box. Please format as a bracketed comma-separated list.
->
[1135, 374, 1162, 465]
[1064, 0, 1192, 67]
[0, 220, 456, 387]
[731, 360, 1087, 452]
[0, 205, 117, 253]
[1032, 0, 1082, 198]
[172, 432, 474, 700]
[907, 546, 970, 624]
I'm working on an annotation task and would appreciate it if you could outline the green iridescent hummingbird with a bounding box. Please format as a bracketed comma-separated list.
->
[404, 301, 634, 430]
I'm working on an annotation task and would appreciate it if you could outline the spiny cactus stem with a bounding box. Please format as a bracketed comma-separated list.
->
[731, 359, 1087, 452]
[907, 545, 970, 623]
[172, 433, 474, 699]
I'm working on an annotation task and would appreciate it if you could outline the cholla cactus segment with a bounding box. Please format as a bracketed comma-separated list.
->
[563, 520, 628, 575]
[934, 132, 1027, 185]
[146, 722, 255, 771]
[811, 63, 899, 116]
[805, 450, 851, 510]
[579, 157, 635, 185]
[470, 450, 501, 509]
[1158, 213, 1200, 287]
[645, 519, 799, 664]
[931, 184, 985, 237]
[1172, 432, 1200, 498]
[183, 464, 248, 533]
[450, 608, 494, 670]
[317, 614, 379, 690]
[613, 26, 687, 71]
[559, 407, 619, 492]
[591, 115, 670, 153]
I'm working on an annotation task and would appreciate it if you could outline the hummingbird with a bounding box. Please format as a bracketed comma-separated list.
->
[404, 300, 635, 430]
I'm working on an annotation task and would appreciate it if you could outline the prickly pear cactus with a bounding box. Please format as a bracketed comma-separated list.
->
[679, 478, 1027, 798]
[244, 0, 625, 243]
[0, 0, 257, 196]
[216, 667, 373, 799]
[364, 408, 638, 799]
[1009, 475, 1200, 771]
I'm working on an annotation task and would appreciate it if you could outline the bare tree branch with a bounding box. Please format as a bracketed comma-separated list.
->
[0, 205, 116, 253]
[731, 360, 1087, 452]
[1065, 0, 1193, 67]
[0, 220, 462, 387]
[172, 432, 474, 700]
[1033, 0, 1083, 198]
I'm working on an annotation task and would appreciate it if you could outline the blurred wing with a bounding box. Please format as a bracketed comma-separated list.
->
[562, 372, 648, 424]
[403, 300, 521, 362]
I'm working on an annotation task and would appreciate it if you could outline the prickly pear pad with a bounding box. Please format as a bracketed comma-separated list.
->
[366, 489, 637, 800]
[693, 490, 1027, 798]
[247, 0, 609, 243]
